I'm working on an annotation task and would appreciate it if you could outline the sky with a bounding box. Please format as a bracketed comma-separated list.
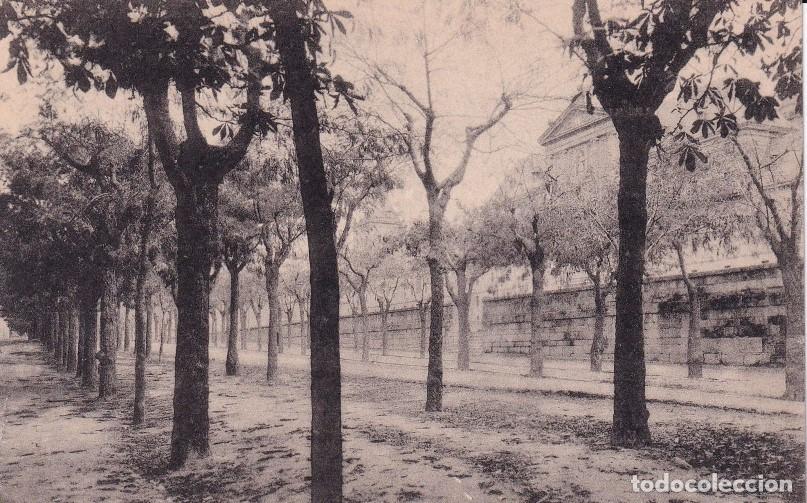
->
[328, 0, 584, 222]
[0, 0, 796, 225]
[0, 0, 584, 222]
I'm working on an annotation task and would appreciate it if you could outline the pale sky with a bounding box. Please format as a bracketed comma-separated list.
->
[0, 0, 791, 226]
[329, 0, 582, 222]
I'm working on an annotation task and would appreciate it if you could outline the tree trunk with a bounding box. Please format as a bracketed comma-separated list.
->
[780, 255, 805, 401]
[169, 181, 217, 468]
[418, 301, 428, 359]
[456, 299, 471, 371]
[350, 306, 359, 351]
[529, 254, 546, 377]
[254, 307, 262, 350]
[590, 279, 608, 373]
[133, 186, 155, 424]
[226, 266, 240, 376]
[265, 265, 280, 380]
[53, 310, 62, 367]
[240, 308, 247, 350]
[61, 309, 68, 363]
[454, 268, 471, 371]
[116, 302, 123, 353]
[75, 308, 84, 378]
[425, 196, 446, 412]
[67, 307, 78, 373]
[209, 310, 215, 347]
[276, 306, 283, 353]
[611, 118, 652, 447]
[145, 298, 153, 358]
[133, 259, 151, 424]
[52, 310, 59, 357]
[58, 307, 68, 370]
[359, 286, 370, 361]
[98, 268, 118, 398]
[380, 308, 389, 357]
[220, 307, 228, 348]
[675, 243, 702, 379]
[80, 290, 98, 389]
[275, 9, 343, 500]
[123, 306, 131, 352]
[256, 306, 264, 351]
[299, 298, 307, 355]
[45, 309, 54, 354]
[159, 310, 166, 362]
[167, 310, 174, 344]
[63, 307, 70, 367]
[285, 308, 293, 353]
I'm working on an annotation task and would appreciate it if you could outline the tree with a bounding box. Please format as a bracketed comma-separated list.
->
[4, 0, 293, 466]
[24, 119, 144, 398]
[248, 291, 266, 351]
[643, 139, 737, 379]
[238, 272, 264, 352]
[442, 211, 513, 371]
[369, 252, 408, 357]
[0, 143, 95, 380]
[131, 134, 172, 424]
[398, 228, 432, 360]
[325, 114, 400, 253]
[270, 4, 367, 497]
[554, 171, 618, 373]
[567, 0, 800, 446]
[218, 167, 260, 377]
[485, 157, 567, 377]
[280, 266, 307, 354]
[341, 278, 361, 353]
[728, 128, 803, 399]
[407, 271, 431, 359]
[339, 227, 387, 362]
[251, 147, 305, 379]
[362, 31, 514, 411]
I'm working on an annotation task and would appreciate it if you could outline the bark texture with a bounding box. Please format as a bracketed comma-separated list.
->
[67, 307, 78, 373]
[275, 8, 343, 500]
[80, 290, 98, 389]
[225, 267, 240, 376]
[358, 287, 369, 361]
[611, 118, 653, 447]
[98, 268, 119, 398]
[528, 253, 546, 377]
[265, 265, 280, 380]
[780, 256, 805, 401]
[168, 181, 217, 467]
[589, 279, 608, 373]
[425, 203, 446, 411]
[418, 301, 429, 359]
[675, 243, 703, 379]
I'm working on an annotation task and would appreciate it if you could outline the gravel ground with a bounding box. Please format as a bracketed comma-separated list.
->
[0, 338, 803, 502]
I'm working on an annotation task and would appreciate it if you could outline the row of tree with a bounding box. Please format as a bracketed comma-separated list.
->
[308, 120, 798, 388]
[0, 2, 379, 498]
[0, 1, 801, 501]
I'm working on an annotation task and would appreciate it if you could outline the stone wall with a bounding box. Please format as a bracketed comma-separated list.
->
[235, 264, 787, 367]
[240, 302, 475, 355]
[482, 264, 787, 366]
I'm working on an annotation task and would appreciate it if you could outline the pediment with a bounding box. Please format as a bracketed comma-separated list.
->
[538, 95, 609, 146]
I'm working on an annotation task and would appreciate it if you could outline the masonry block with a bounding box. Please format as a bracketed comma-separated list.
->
[704, 352, 720, 364]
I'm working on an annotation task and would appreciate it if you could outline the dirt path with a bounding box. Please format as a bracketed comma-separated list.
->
[1, 338, 804, 502]
[0, 339, 170, 502]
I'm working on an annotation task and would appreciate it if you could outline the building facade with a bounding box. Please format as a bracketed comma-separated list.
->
[233, 96, 800, 368]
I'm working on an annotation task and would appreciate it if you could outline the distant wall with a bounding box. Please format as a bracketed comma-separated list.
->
[237, 303, 471, 355]
[232, 264, 788, 367]
[482, 264, 786, 366]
